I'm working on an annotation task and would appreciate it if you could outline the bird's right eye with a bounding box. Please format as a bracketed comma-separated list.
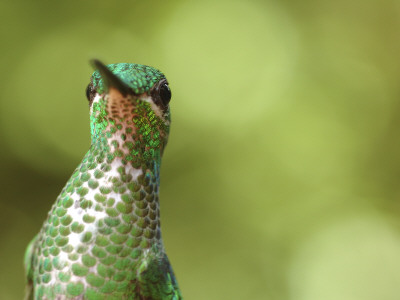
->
[86, 84, 92, 101]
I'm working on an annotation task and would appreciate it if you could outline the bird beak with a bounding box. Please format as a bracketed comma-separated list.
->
[91, 59, 131, 96]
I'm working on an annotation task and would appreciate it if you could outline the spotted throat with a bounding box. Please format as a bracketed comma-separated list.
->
[24, 60, 182, 300]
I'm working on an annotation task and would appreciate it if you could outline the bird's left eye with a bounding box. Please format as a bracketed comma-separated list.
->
[159, 82, 171, 106]
[152, 79, 171, 108]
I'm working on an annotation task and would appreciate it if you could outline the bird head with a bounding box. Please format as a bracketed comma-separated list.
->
[86, 60, 171, 168]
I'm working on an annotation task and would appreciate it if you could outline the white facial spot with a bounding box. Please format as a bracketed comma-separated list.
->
[90, 94, 103, 112]
[140, 95, 165, 119]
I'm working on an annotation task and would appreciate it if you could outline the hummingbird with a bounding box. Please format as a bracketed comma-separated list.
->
[24, 60, 182, 300]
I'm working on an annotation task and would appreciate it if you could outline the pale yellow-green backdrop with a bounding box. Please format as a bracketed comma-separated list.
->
[1, 0, 400, 299]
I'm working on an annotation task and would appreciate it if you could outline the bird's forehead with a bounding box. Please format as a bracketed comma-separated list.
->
[91, 63, 165, 95]
[90, 89, 170, 122]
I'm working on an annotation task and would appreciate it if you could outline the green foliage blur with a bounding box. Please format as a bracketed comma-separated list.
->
[1, 0, 400, 299]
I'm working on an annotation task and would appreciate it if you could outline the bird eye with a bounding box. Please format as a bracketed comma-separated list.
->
[86, 83, 95, 105]
[152, 79, 171, 108]
[85, 84, 92, 101]
[159, 82, 171, 106]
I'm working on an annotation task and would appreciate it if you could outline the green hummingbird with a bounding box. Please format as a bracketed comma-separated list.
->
[24, 60, 182, 300]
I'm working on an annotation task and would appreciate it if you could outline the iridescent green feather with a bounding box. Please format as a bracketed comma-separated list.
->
[91, 63, 165, 95]
[24, 61, 181, 300]
[137, 254, 182, 299]
[24, 235, 38, 300]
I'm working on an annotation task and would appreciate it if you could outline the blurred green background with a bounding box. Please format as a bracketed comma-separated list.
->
[1, 0, 400, 299]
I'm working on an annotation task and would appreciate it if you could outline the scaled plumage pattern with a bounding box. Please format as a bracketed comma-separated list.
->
[24, 60, 182, 300]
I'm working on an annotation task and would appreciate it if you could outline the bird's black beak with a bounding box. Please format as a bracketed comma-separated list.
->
[91, 59, 131, 96]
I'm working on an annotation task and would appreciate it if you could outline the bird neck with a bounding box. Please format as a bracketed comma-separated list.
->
[79, 136, 163, 251]
[82, 99, 165, 250]
[89, 94, 165, 170]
